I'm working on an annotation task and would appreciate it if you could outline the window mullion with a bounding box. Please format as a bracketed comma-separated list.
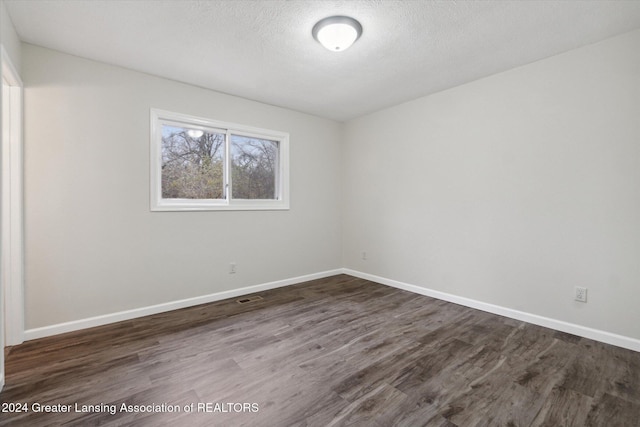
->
[225, 130, 232, 204]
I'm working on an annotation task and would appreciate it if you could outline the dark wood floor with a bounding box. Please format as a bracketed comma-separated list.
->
[1, 275, 639, 426]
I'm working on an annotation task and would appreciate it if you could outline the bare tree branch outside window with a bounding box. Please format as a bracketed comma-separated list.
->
[161, 125, 279, 200]
[161, 125, 225, 199]
[231, 135, 278, 200]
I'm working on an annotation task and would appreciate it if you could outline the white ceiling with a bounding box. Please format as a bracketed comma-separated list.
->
[6, 0, 640, 121]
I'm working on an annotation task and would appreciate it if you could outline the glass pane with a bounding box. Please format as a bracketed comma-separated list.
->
[230, 135, 278, 200]
[161, 124, 225, 199]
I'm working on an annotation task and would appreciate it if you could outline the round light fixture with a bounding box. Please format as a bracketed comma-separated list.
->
[187, 129, 204, 139]
[312, 16, 362, 52]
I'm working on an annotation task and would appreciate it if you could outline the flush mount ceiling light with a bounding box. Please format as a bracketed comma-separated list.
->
[312, 16, 363, 52]
[187, 129, 204, 138]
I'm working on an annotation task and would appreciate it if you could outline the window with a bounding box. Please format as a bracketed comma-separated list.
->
[150, 109, 289, 211]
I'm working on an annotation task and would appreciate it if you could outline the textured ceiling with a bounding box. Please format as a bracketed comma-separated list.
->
[5, 0, 640, 121]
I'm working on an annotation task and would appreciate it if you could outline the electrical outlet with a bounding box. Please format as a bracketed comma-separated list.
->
[362, 251, 367, 261]
[575, 286, 587, 302]
[229, 263, 237, 274]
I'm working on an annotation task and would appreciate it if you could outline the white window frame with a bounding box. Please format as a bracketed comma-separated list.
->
[150, 109, 289, 211]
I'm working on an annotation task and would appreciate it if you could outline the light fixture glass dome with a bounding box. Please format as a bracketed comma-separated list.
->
[187, 129, 204, 139]
[312, 16, 362, 52]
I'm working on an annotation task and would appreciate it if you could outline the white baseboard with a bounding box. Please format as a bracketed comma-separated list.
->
[23, 269, 343, 341]
[343, 268, 640, 353]
[22, 268, 640, 353]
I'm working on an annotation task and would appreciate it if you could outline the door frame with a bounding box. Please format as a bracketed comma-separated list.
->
[1, 44, 24, 363]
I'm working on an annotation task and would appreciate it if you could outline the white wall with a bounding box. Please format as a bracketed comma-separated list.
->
[17, 28, 640, 347]
[343, 29, 640, 341]
[22, 44, 342, 329]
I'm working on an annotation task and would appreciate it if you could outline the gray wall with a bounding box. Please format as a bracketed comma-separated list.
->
[20, 28, 640, 345]
[23, 44, 342, 328]
[343, 29, 640, 340]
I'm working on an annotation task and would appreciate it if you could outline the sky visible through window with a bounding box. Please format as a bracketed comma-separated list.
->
[161, 125, 278, 200]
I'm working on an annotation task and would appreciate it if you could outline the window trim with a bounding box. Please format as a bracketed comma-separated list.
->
[150, 109, 289, 211]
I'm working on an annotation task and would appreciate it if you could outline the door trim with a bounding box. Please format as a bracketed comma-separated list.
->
[1, 44, 24, 352]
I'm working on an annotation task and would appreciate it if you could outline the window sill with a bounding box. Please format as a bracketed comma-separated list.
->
[151, 200, 290, 212]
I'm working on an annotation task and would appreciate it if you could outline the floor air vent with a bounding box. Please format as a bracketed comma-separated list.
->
[236, 295, 264, 304]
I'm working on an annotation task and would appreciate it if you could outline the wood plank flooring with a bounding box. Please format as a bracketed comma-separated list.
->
[1, 274, 639, 426]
